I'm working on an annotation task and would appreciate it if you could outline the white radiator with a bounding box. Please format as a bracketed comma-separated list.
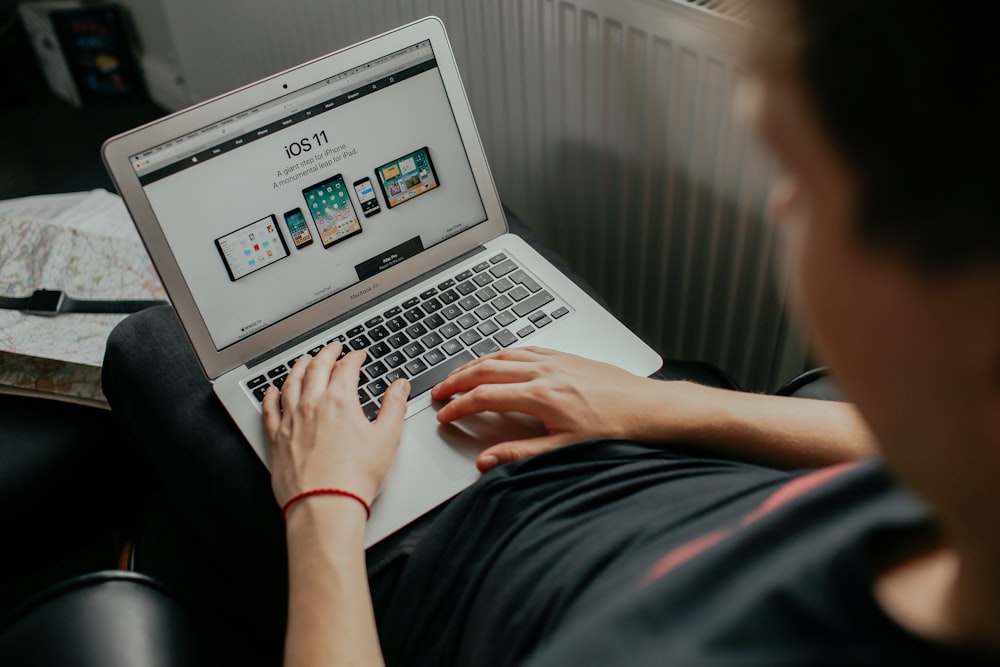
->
[148, 0, 808, 390]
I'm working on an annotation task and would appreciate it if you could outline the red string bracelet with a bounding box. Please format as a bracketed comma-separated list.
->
[281, 488, 371, 522]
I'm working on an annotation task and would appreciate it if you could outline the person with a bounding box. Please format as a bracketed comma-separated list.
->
[103, 0, 1000, 664]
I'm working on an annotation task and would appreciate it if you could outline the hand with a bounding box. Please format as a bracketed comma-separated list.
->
[431, 347, 657, 471]
[262, 343, 410, 511]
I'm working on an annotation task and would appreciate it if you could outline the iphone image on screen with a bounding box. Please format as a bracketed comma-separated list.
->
[283, 208, 314, 249]
[353, 176, 381, 218]
[301, 174, 363, 249]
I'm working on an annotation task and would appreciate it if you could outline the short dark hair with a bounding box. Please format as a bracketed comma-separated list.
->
[762, 1, 1000, 272]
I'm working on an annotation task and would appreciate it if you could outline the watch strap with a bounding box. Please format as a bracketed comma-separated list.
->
[0, 293, 166, 314]
[60, 295, 167, 314]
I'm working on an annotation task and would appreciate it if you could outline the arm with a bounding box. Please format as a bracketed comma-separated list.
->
[262, 343, 409, 667]
[431, 347, 876, 471]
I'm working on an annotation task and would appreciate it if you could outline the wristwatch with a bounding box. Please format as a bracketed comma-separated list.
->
[0, 289, 167, 316]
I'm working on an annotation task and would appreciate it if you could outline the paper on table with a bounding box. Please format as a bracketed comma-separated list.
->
[0, 189, 166, 405]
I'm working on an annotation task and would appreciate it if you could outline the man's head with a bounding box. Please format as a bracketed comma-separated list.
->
[753, 0, 1000, 273]
[745, 0, 1000, 509]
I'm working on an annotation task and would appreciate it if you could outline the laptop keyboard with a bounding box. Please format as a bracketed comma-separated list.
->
[243, 251, 571, 420]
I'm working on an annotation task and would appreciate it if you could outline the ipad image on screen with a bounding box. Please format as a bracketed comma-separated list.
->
[214, 214, 290, 281]
[301, 174, 363, 248]
[376, 146, 439, 208]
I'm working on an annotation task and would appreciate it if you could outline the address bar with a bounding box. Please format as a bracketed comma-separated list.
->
[155, 44, 433, 166]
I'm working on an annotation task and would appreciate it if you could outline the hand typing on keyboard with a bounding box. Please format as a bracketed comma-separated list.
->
[263, 343, 411, 511]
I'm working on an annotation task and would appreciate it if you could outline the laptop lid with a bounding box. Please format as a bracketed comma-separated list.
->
[103, 17, 507, 380]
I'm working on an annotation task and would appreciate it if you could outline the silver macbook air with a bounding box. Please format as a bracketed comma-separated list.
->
[103, 17, 661, 546]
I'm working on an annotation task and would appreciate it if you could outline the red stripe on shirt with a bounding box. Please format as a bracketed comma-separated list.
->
[642, 461, 860, 586]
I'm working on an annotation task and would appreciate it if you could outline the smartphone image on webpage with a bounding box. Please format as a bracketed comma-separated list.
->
[301, 174, 363, 249]
[283, 207, 314, 249]
[214, 214, 290, 282]
[375, 146, 440, 209]
[353, 176, 381, 218]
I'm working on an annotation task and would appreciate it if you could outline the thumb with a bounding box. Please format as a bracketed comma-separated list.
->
[477, 434, 573, 472]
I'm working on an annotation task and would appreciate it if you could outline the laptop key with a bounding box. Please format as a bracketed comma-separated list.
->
[407, 351, 474, 399]
[535, 315, 553, 328]
[458, 296, 479, 311]
[512, 290, 554, 318]
[385, 368, 408, 383]
[366, 360, 389, 377]
[473, 272, 494, 287]
[425, 313, 445, 329]
[552, 306, 570, 319]
[346, 325, 365, 338]
[528, 310, 547, 323]
[247, 375, 267, 389]
[495, 311, 517, 327]
[308, 345, 324, 356]
[422, 297, 443, 313]
[517, 325, 535, 338]
[472, 261, 490, 273]
[454, 270, 473, 281]
[495, 329, 518, 347]
[472, 339, 500, 357]
[386, 316, 406, 332]
[440, 323, 461, 339]
[383, 305, 402, 318]
[358, 388, 370, 404]
[365, 315, 384, 328]
[489, 253, 507, 264]
[402, 297, 420, 309]
[489, 259, 518, 277]
[421, 331, 444, 348]
[457, 314, 478, 329]
[403, 342, 426, 359]
[508, 286, 530, 302]
[405, 322, 427, 338]
[441, 305, 462, 320]
[439, 289, 459, 304]
[404, 358, 429, 376]
[328, 334, 346, 345]
[474, 304, 496, 320]
[385, 351, 406, 368]
[362, 403, 380, 422]
[387, 333, 408, 349]
[367, 378, 389, 397]
[442, 339, 464, 355]
[437, 278, 455, 290]
[491, 294, 514, 310]
[267, 365, 287, 379]
[369, 325, 389, 341]
[460, 330, 482, 346]
[370, 341, 391, 358]
[358, 370, 369, 386]
[419, 288, 438, 300]
[349, 334, 371, 350]
[477, 320, 500, 336]
[404, 307, 425, 323]
[476, 286, 498, 301]
[423, 348, 446, 366]
[273, 374, 289, 389]
[252, 385, 269, 402]
[456, 281, 476, 296]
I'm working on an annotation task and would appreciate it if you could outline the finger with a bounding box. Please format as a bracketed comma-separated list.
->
[328, 348, 367, 392]
[435, 383, 548, 423]
[432, 358, 540, 400]
[476, 433, 576, 472]
[375, 378, 410, 435]
[444, 346, 549, 378]
[299, 343, 341, 399]
[262, 385, 282, 443]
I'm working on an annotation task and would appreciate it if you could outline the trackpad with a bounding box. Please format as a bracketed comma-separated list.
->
[408, 406, 548, 479]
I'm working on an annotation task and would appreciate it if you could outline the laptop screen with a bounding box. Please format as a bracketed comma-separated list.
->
[129, 40, 487, 350]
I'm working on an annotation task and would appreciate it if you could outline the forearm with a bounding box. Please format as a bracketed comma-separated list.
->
[284, 497, 383, 667]
[631, 380, 877, 469]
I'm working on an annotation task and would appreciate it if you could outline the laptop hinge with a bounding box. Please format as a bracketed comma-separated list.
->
[245, 244, 488, 369]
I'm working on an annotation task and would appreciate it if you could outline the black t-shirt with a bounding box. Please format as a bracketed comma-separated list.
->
[376, 441, 992, 666]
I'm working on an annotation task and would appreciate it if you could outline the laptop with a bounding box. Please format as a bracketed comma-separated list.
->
[103, 16, 662, 546]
